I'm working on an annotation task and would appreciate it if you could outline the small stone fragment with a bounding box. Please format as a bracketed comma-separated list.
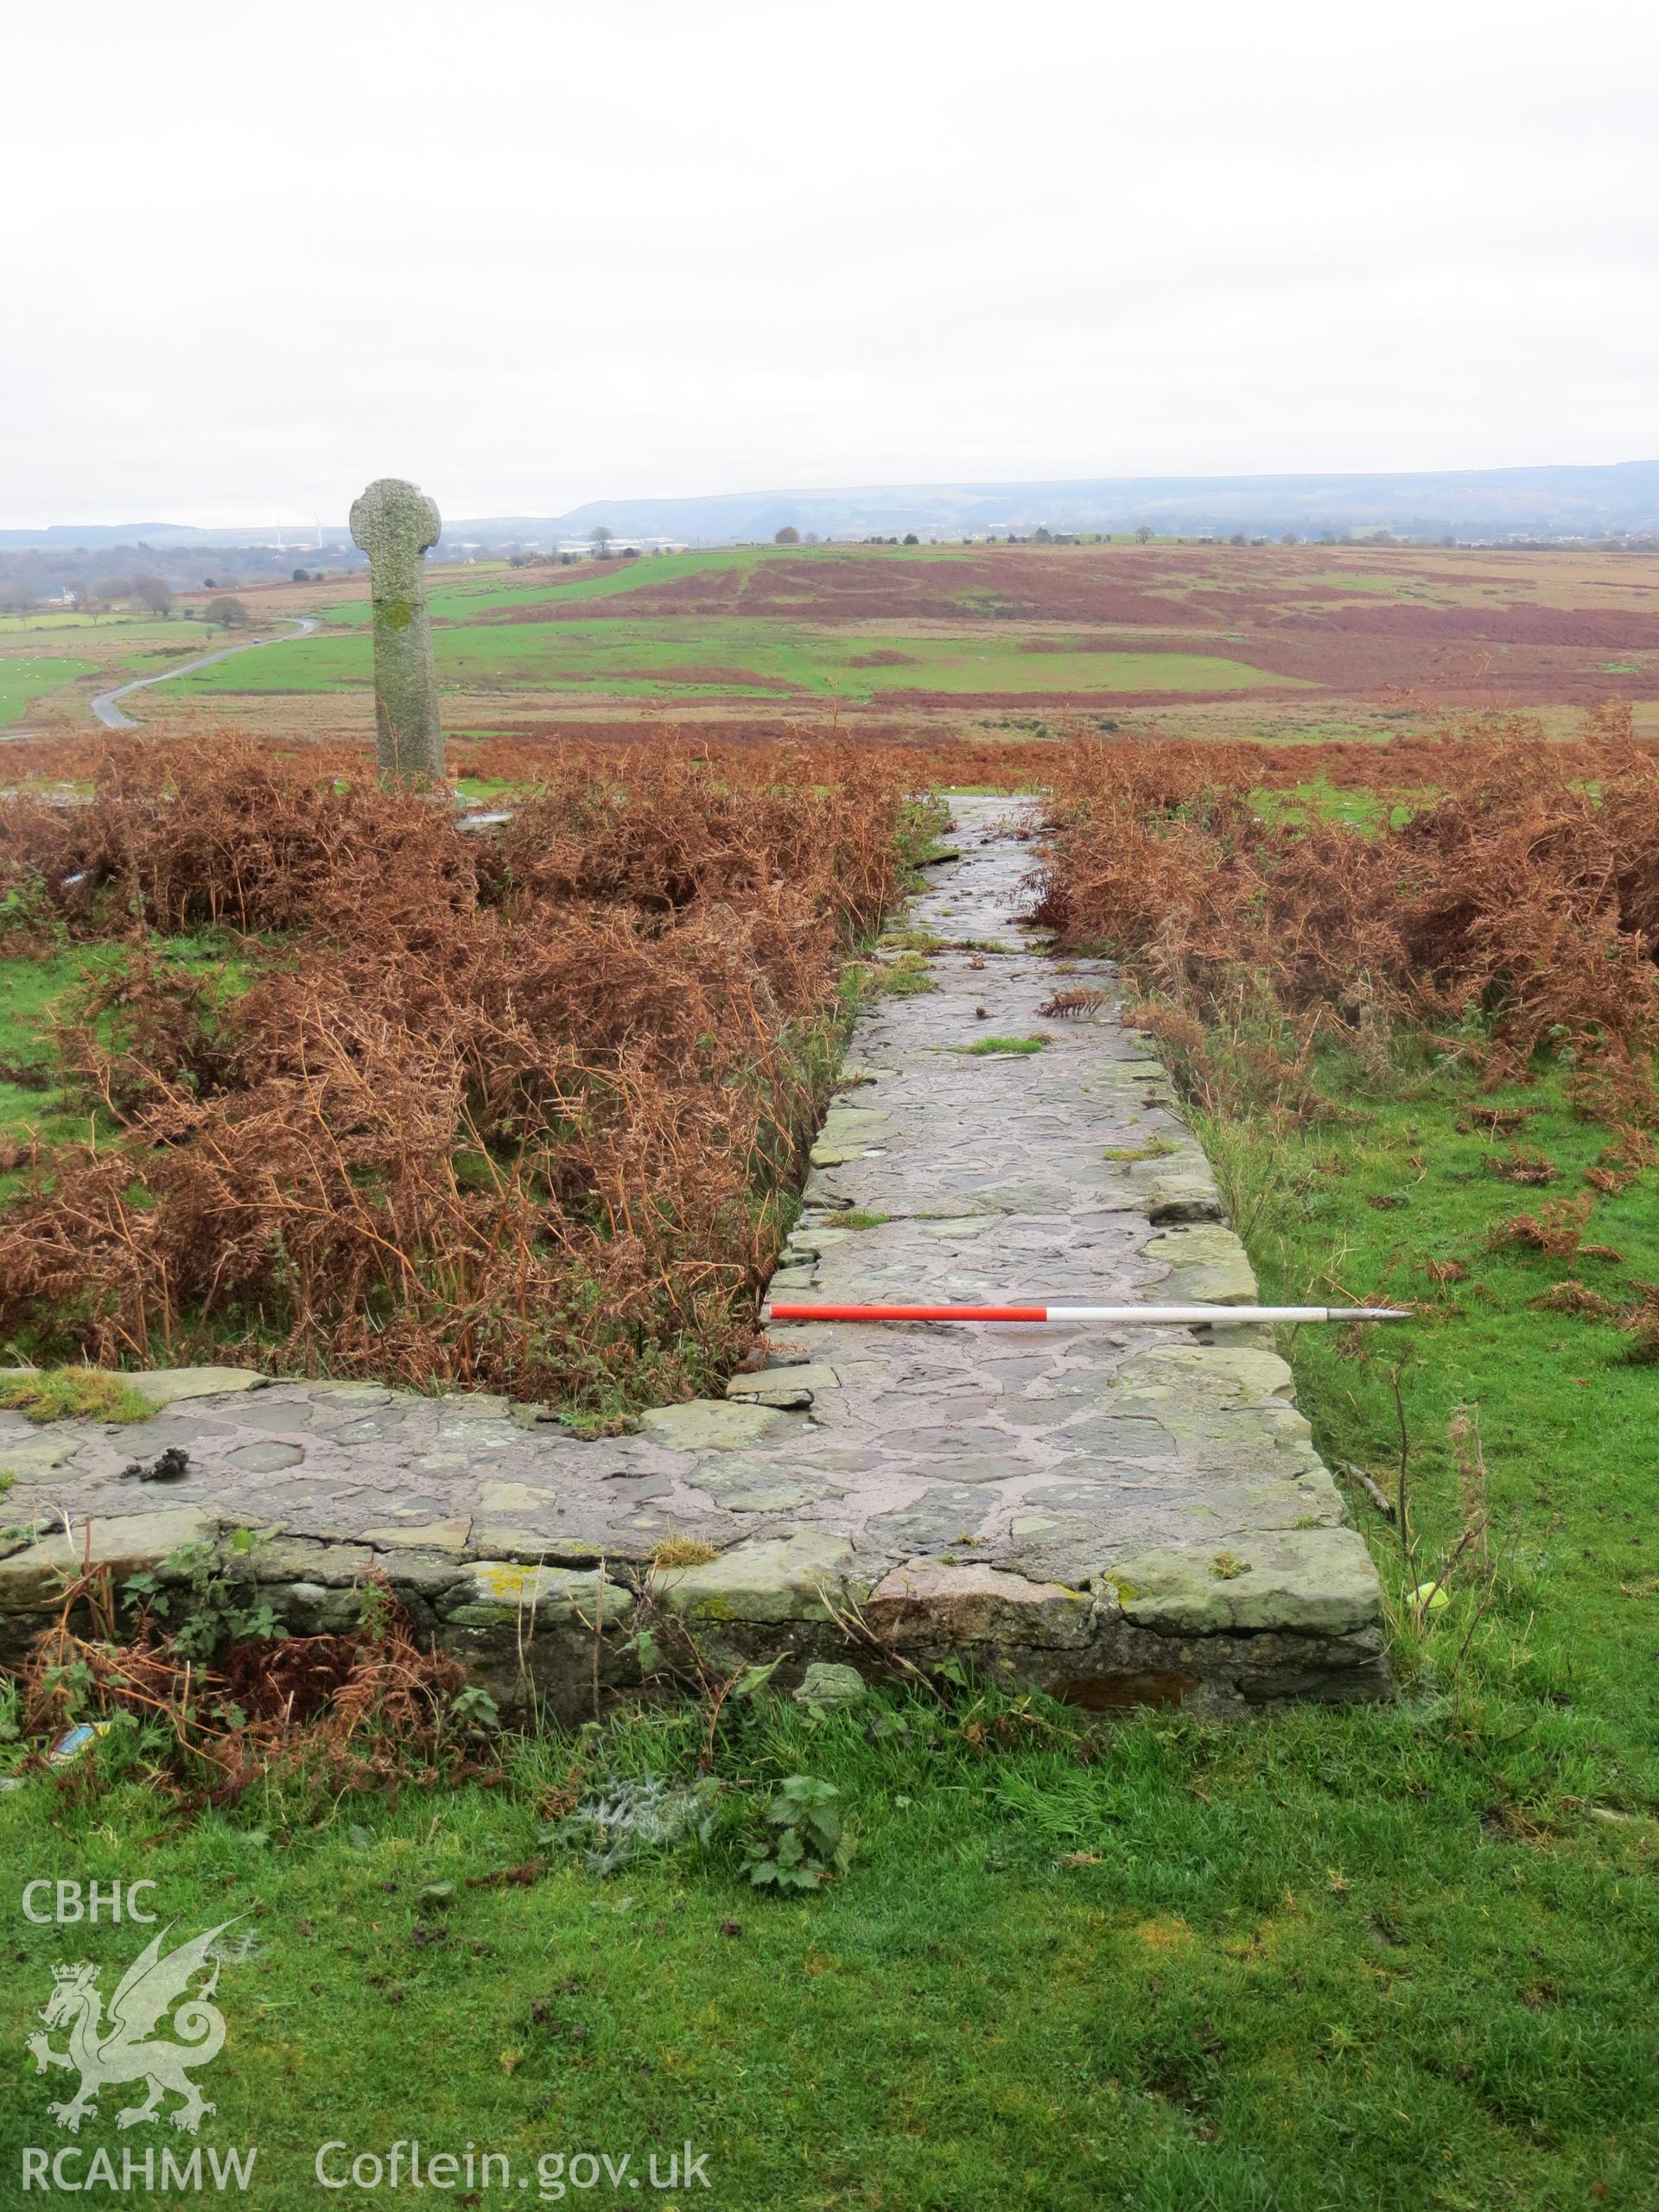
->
[792, 1662, 868, 1711]
[363, 1517, 471, 1556]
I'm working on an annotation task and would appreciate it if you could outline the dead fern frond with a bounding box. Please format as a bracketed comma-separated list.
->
[1037, 987, 1110, 1020]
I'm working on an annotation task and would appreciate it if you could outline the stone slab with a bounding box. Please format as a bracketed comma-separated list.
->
[652, 1529, 858, 1624]
[868, 1560, 1096, 1648]
[126, 1366, 268, 1408]
[0, 1506, 219, 1608]
[638, 1401, 786, 1450]
[726, 1363, 840, 1399]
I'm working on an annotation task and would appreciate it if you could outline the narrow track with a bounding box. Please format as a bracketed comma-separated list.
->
[91, 616, 319, 728]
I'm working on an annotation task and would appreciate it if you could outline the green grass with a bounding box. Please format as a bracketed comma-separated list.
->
[0, 611, 198, 637]
[950, 1033, 1049, 1054]
[876, 929, 947, 953]
[453, 775, 522, 803]
[1252, 778, 1424, 833]
[138, 540, 1310, 712]
[0, 936, 251, 1198]
[318, 548, 771, 627]
[0, 1366, 155, 1424]
[1206, 1051, 1659, 1748]
[0, 654, 99, 725]
[0, 607, 215, 715]
[1300, 569, 1433, 594]
[1, 1627, 1653, 2209]
[0, 944, 108, 1172]
[863, 952, 937, 998]
[151, 620, 1294, 707]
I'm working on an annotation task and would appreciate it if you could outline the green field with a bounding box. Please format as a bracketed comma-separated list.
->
[314, 550, 751, 627]
[0, 654, 99, 725]
[151, 621, 1292, 706]
[135, 543, 1301, 709]
[314, 545, 977, 629]
[13, 539, 1659, 736]
[0, 611, 226, 726]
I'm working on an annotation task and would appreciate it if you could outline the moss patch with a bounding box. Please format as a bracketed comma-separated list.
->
[0, 1368, 157, 1426]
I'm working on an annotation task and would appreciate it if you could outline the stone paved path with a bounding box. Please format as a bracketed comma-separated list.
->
[0, 799, 1387, 1713]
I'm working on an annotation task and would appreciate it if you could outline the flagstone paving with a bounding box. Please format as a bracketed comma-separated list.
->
[0, 799, 1386, 1713]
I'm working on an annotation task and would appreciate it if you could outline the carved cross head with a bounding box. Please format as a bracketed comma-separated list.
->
[349, 477, 442, 588]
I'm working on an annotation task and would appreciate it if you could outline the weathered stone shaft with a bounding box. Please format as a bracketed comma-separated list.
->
[348, 475, 444, 780]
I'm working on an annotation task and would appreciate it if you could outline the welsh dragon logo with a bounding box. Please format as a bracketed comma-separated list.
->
[28, 1921, 238, 2135]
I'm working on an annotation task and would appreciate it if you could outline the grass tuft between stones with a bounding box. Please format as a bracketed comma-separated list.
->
[952, 1033, 1049, 1055]
[650, 1536, 721, 1568]
[0, 1367, 157, 1426]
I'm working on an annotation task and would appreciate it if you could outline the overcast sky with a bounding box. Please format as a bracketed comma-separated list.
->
[7, 0, 1656, 527]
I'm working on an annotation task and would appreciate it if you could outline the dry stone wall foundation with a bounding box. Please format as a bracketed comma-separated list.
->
[0, 801, 1388, 1715]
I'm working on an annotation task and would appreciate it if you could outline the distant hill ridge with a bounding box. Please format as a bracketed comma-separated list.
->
[6, 458, 1658, 550]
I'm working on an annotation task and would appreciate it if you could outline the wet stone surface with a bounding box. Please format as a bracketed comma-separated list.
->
[0, 799, 1386, 1712]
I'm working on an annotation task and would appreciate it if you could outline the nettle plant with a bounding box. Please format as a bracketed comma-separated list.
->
[124, 1532, 286, 1662]
[742, 1775, 856, 1891]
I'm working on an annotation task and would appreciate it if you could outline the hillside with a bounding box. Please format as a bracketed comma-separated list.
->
[6, 458, 1659, 556]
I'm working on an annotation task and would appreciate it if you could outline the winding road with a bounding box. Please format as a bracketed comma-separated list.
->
[90, 616, 319, 728]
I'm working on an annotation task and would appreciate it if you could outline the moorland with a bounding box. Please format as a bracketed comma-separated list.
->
[7, 537, 1659, 760]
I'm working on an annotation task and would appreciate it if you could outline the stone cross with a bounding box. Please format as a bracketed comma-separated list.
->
[349, 476, 444, 780]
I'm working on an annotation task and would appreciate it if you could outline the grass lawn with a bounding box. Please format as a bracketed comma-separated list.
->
[1205, 1054, 1659, 1757]
[1, 1670, 1652, 2211]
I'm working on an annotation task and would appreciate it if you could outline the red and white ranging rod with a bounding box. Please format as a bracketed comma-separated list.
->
[765, 1302, 1408, 1325]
